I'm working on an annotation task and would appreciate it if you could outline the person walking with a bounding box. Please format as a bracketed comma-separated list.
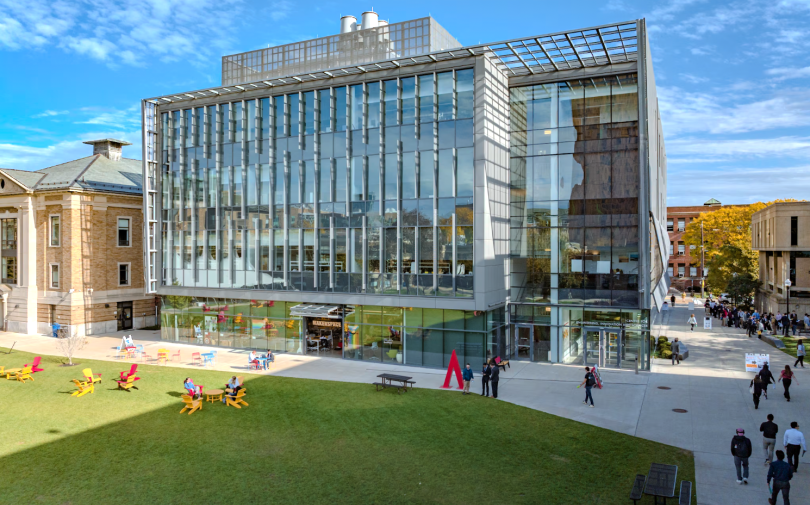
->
[688, 314, 697, 331]
[758, 320, 765, 339]
[751, 375, 764, 409]
[783, 422, 806, 473]
[791, 312, 798, 336]
[671, 294, 676, 306]
[782, 313, 791, 337]
[480, 361, 491, 397]
[759, 363, 775, 400]
[731, 428, 752, 484]
[490, 361, 499, 399]
[778, 365, 797, 402]
[761, 414, 779, 466]
[461, 363, 473, 395]
[795, 339, 805, 368]
[671, 338, 681, 365]
[767, 450, 793, 505]
[579, 366, 596, 408]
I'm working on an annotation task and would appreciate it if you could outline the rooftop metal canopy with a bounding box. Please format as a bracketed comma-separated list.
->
[145, 20, 639, 105]
[289, 304, 351, 319]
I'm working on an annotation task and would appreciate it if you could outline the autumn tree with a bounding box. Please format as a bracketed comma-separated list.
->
[682, 199, 802, 293]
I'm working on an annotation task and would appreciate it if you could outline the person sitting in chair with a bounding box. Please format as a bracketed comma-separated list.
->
[248, 350, 258, 368]
[264, 351, 275, 369]
[183, 377, 201, 399]
[222, 376, 241, 403]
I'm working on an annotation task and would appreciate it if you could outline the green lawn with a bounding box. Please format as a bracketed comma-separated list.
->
[0, 348, 695, 504]
[773, 334, 806, 359]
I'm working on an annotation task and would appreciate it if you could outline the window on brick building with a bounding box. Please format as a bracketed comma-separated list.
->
[669, 242, 674, 255]
[118, 218, 131, 247]
[690, 267, 697, 277]
[678, 265, 685, 277]
[50, 264, 59, 288]
[667, 264, 674, 277]
[678, 242, 685, 255]
[50, 216, 60, 246]
[119, 263, 130, 286]
[666, 219, 673, 231]
[678, 218, 685, 231]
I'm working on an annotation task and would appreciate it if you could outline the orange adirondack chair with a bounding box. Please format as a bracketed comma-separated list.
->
[15, 366, 34, 383]
[71, 379, 94, 397]
[225, 389, 248, 409]
[180, 394, 202, 415]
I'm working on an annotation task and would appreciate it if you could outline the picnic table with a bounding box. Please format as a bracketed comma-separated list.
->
[643, 463, 678, 504]
[205, 389, 224, 403]
[373, 373, 415, 394]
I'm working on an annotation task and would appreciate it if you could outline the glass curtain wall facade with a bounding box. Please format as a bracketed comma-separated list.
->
[509, 73, 651, 369]
[161, 69, 474, 298]
[160, 296, 506, 367]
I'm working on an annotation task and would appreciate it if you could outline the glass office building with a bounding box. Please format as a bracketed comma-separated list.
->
[143, 15, 668, 370]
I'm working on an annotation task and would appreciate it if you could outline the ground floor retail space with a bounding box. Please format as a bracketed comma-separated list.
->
[159, 296, 507, 369]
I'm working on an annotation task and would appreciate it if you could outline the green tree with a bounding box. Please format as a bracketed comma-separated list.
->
[725, 273, 761, 306]
[682, 200, 801, 293]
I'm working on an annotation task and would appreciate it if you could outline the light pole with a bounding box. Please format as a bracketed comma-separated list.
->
[700, 222, 705, 299]
[785, 278, 792, 314]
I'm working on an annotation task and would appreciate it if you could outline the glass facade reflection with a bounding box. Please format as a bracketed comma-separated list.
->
[161, 70, 474, 298]
[509, 74, 651, 370]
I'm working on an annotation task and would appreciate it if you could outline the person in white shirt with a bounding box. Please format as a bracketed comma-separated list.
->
[795, 339, 806, 369]
[783, 422, 807, 472]
[688, 314, 697, 331]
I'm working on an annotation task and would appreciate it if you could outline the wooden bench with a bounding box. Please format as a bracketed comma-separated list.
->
[629, 474, 645, 504]
[678, 481, 692, 505]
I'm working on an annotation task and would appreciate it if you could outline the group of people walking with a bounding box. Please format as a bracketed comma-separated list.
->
[749, 363, 799, 407]
[730, 416, 806, 504]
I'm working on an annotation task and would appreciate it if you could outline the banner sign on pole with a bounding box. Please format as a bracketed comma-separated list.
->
[703, 317, 712, 329]
[745, 353, 769, 373]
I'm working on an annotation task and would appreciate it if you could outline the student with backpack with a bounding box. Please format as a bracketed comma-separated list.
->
[579, 367, 596, 408]
[731, 428, 753, 484]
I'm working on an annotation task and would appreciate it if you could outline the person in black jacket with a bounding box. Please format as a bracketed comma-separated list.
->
[731, 428, 752, 484]
[751, 375, 764, 409]
[767, 450, 793, 505]
[490, 362, 500, 399]
[759, 364, 775, 400]
[480, 361, 491, 397]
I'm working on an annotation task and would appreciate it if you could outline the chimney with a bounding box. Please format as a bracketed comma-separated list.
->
[361, 11, 379, 30]
[340, 15, 357, 34]
[83, 138, 132, 162]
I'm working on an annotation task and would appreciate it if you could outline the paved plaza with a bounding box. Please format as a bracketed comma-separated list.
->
[1, 300, 806, 505]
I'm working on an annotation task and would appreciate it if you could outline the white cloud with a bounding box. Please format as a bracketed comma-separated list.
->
[667, 136, 810, 162]
[679, 73, 708, 84]
[658, 86, 810, 135]
[0, 0, 244, 67]
[766, 65, 810, 81]
[32, 110, 68, 118]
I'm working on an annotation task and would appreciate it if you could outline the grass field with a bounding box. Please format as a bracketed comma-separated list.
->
[0, 348, 695, 504]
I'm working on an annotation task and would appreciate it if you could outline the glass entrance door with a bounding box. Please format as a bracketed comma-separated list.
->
[515, 325, 532, 359]
[583, 327, 624, 368]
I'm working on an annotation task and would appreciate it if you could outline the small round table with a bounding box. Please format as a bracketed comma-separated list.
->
[205, 389, 224, 403]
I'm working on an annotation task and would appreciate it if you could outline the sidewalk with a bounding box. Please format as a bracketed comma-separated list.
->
[1, 303, 807, 505]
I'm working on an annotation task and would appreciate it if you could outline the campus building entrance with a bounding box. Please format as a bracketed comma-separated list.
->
[304, 317, 343, 358]
[582, 327, 642, 370]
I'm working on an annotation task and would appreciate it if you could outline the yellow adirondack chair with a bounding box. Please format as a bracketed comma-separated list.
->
[82, 368, 102, 384]
[71, 379, 94, 397]
[116, 375, 138, 391]
[225, 389, 248, 409]
[16, 366, 33, 383]
[179, 394, 202, 415]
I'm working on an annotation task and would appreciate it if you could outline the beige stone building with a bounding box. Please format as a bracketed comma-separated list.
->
[751, 201, 810, 315]
[0, 139, 156, 335]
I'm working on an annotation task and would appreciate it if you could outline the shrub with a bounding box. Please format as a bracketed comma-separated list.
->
[658, 336, 668, 343]
[661, 350, 672, 359]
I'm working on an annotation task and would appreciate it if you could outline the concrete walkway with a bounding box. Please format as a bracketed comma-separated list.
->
[0, 302, 807, 505]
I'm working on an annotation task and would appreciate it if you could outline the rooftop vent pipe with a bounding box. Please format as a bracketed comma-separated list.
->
[340, 15, 357, 34]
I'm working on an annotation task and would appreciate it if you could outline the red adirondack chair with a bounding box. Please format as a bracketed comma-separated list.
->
[24, 356, 44, 373]
[119, 363, 141, 382]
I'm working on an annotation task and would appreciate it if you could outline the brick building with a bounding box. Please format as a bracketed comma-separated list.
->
[0, 139, 156, 335]
[666, 199, 728, 293]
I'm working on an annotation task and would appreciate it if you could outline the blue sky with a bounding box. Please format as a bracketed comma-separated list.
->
[1, 0, 809, 206]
